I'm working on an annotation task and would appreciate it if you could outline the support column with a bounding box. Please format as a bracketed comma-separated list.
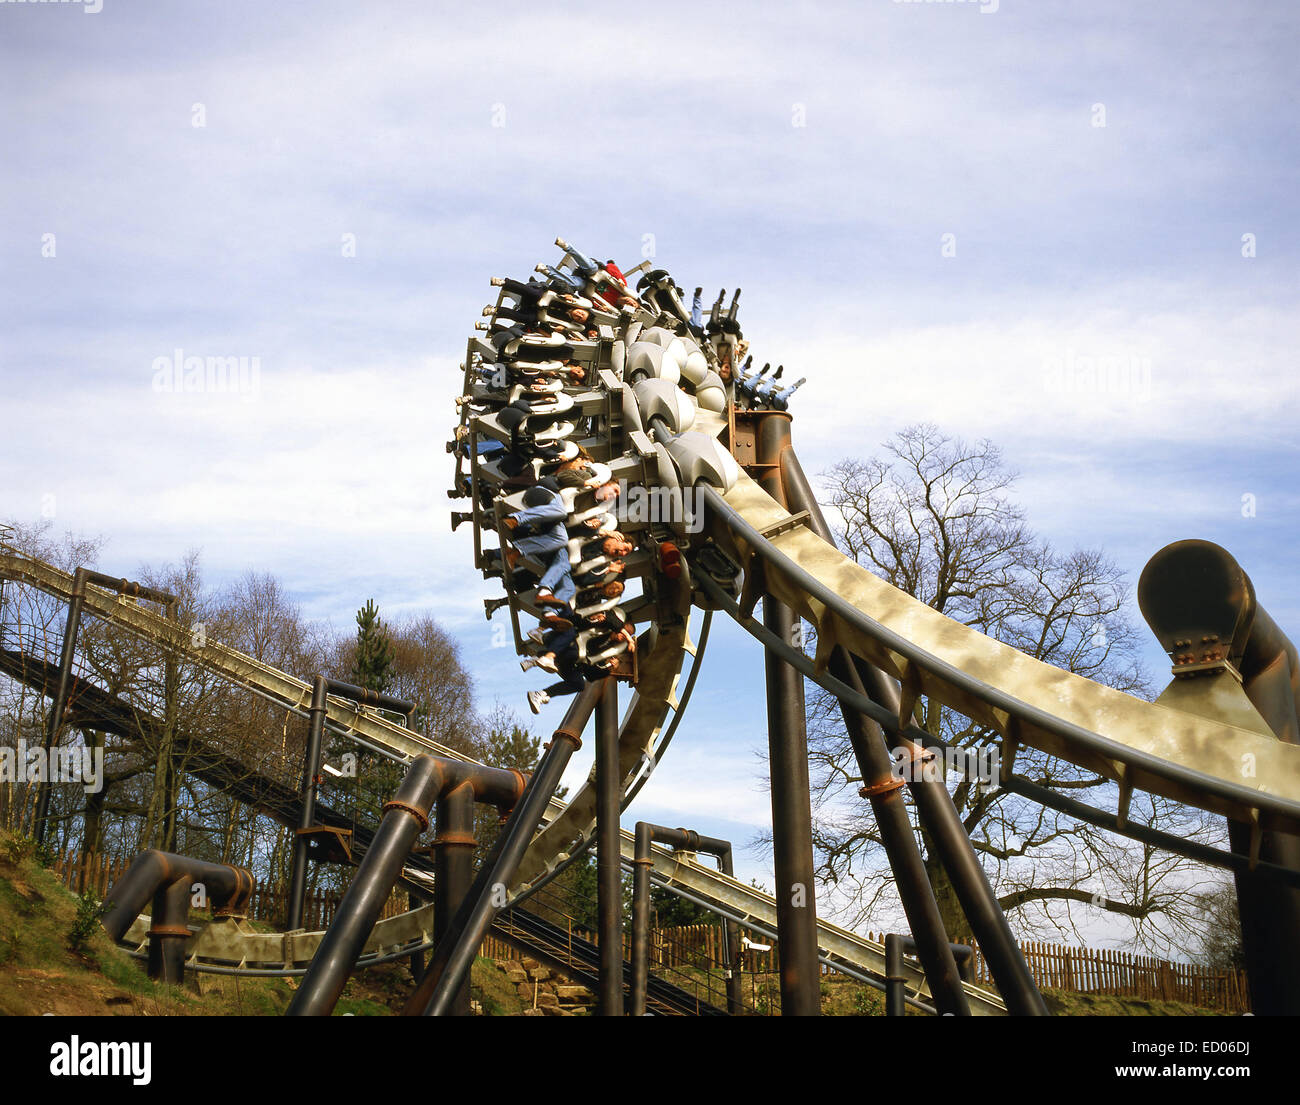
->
[754, 414, 821, 1016]
[780, 440, 1043, 1015]
[287, 675, 328, 933]
[402, 680, 603, 1016]
[32, 569, 87, 845]
[716, 847, 744, 1015]
[35, 569, 177, 847]
[629, 826, 654, 1017]
[433, 781, 476, 1017]
[288, 756, 443, 1016]
[630, 823, 741, 1016]
[595, 678, 624, 1015]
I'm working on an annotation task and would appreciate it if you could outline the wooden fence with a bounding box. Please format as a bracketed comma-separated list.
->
[619, 923, 1251, 1013]
[975, 939, 1250, 1013]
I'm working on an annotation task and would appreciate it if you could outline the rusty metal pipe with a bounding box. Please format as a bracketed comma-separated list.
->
[288, 755, 445, 1015]
[324, 678, 417, 726]
[630, 822, 742, 1016]
[285, 751, 530, 1017]
[101, 850, 252, 984]
[404, 680, 603, 1016]
[754, 414, 822, 1017]
[596, 678, 623, 1015]
[433, 780, 476, 1017]
[780, 443, 1044, 1015]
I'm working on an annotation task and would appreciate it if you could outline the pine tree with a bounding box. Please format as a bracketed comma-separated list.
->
[351, 599, 394, 692]
[347, 599, 398, 827]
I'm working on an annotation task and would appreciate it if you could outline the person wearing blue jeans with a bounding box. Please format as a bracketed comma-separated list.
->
[505, 485, 567, 539]
[536, 546, 575, 606]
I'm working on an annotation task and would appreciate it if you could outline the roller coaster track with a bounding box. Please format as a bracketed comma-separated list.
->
[697, 443, 1300, 835]
[1, 544, 992, 1011]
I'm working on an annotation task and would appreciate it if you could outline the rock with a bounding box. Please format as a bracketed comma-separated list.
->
[554, 985, 592, 1001]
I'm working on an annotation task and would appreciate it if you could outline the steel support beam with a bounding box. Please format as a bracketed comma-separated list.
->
[288, 756, 443, 1015]
[779, 438, 1045, 1015]
[595, 678, 624, 1015]
[403, 681, 603, 1016]
[753, 413, 821, 1016]
[287, 675, 328, 932]
[433, 781, 476, 1016]
[1140, 540, 1300, 1015]
[629, 823, 742, 1016]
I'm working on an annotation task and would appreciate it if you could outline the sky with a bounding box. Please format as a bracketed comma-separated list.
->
[1, 0, 1297, 947]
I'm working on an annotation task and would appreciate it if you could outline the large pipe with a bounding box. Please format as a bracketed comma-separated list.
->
[287, 751, 528, 1016]
[101, 850, 253, 985]
[886, 931, 976, 1016]
[779, 439, 1046, 1016]
[287, 676, 329, 932]
[630, 823, 742, 1016]
[1140, 539, 1300, 1015]
[319, 679, 417, 724]
[754, 414, 822, 1016]
[403, 680, 603, 1016]
[1236, 605, 1300, 1014]
[288, 756, 445, 1015]
[761, 457, 970, 1013]
[433, 781, 476, 1017]
[33, 570, 177, 845]
[595, 678, 623, 1015]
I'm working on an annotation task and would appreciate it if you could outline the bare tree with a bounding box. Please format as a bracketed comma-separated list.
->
[807, 424, 1223, 955]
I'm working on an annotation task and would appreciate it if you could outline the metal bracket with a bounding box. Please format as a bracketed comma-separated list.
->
[758, 511, 810, 541]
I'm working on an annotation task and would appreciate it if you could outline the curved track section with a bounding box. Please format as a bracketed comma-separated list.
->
[700, 473, 1300, 833]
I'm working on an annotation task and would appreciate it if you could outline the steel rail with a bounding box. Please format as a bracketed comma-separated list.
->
[699, 485, 1300, 831]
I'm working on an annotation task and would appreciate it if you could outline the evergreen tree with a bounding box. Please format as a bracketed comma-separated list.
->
[346, 599, 399, 827]
[351, 599, 394, 692]
[484, 721, 542, 773]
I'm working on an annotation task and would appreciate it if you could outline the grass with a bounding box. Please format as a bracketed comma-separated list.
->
[0, 828, 529, 1016]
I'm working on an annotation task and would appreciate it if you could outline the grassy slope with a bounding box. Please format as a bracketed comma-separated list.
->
[0, 831, 520, 1016]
